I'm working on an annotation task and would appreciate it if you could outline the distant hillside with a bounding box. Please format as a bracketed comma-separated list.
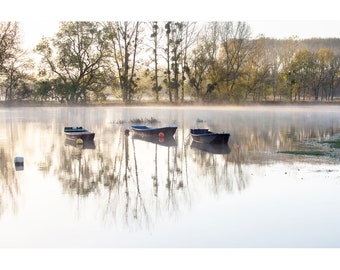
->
[264, 38, 340, 54]
[300, 38, 340, 54]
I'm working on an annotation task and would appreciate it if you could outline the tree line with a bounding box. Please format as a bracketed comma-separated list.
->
[0, 21, 339, 104]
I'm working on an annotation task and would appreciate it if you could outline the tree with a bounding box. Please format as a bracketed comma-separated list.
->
[35, 22, 110, 104]
[0, 22, 19, 71]
[316, 48, 336, 100]
[241, 37, 271, 101]
[163, 21, 186, 103]
[276, 37, 299, 101]
[104, 22, 143, 104]
[0, 22, 34, 102]
[327, 54, 340, 100]
[185, 23, 217, 101]
[218, 21, 252, 101]
[149, 21, 162, 101]
[179, 22, 197, 102]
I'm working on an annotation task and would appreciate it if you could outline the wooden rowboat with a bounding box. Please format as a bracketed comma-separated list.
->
[130, 125, 177, 138]
[190, 128, 230, 144]
[64, 126, 95, 141]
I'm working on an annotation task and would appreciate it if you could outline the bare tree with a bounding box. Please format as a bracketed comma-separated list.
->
[105, 22, 143, 103]
[163, 21, 185, 103]
[179, 22, 197, 102]
[218, 21, 253, 101]
[149, 21, 162, 101]
[0, 22, 33, 101]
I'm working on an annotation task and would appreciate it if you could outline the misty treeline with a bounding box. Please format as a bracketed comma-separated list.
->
[0, 21, 339, 104]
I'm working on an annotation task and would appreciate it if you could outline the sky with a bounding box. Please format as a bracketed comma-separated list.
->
[19, 20, 340, 52]
[2, 0, 339, 51]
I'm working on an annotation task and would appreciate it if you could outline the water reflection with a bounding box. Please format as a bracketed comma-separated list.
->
[0, 106, 339, 232]
[64, 138, 96, 149]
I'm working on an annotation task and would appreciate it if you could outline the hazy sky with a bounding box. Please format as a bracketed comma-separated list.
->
[3, 0, 339, 50]
[20, 20, 339, 51]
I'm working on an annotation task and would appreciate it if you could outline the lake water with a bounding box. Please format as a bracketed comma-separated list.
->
[1, 105, 340, 248]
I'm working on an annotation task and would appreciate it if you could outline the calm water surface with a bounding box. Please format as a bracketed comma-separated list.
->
[0, 105, 340, 247]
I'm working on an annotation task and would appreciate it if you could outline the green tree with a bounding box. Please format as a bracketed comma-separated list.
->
[185, 23, 218, 101]
[276, 37, 299, 101]
[35, 22, 110, 104]
[0, 22, 33, 101]
[179, 22, 197, 102]
[149, 21, 162, 101]
[316, 48, 338, 100]
[241, 37, 271, 101]
[218, 21, 252, 101]
[104, 22, 143, 104]
[327, 54, 340, 100]
[163, 21, 185, 103]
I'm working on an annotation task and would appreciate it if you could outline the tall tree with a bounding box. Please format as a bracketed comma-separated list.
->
[179, 22, 197, 102]
[185, 23, 218, 101]
[149, 21, 162, 101]
[242, 37, 271, 101]
[164, 21, 172, 102]
[316, 48, 336, 100]
[0, 22, 33, 101]
[104, 22, 143, 104]
[35, 22, 109, 104]
[218, 21, 252, 101]
[327, 54, 340, 100]
[163, 21, 185, 103]
[0, 22, 19, 71]
[277, 37, 299, 101]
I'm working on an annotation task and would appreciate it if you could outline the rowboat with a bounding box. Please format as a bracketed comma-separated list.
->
[64, 126, 95, 141]
[190, 128, 230, 144]
[130, 125, 177, 138]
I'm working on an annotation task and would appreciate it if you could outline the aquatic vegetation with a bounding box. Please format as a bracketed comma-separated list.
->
[130, 117, 159, 124]
[278, 135, 340, 158]
[321, 138, 340, 149]
[278, 150, 327, 156]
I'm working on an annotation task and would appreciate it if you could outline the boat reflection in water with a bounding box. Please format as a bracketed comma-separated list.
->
[132, 133, 177, 147]
[190, 141, 231, 155]
[64, 138, 96, 149]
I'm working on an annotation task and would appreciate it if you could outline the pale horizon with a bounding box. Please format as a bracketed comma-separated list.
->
[19, 20, 340, 52]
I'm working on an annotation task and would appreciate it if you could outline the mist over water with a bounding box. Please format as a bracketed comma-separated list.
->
[0, 105, 340, 247]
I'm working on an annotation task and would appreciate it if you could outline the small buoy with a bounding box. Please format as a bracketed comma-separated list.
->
[76, 138, 83, 144]
[158, 132, 165, 138]
[125, 129, 130, 136]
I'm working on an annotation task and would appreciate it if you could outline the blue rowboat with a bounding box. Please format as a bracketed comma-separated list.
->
[64, 126, 95, 141]
[190, 128, 230, 144]
[131, 125, 177, 138]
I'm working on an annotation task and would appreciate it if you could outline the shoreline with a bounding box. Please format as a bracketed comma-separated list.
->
[1, 100, 340, 108]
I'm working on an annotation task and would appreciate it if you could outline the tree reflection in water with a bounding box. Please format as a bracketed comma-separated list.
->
[54, 125, 246, 230]
[2, 106, 338, 231]
[0, 148, 20, 217]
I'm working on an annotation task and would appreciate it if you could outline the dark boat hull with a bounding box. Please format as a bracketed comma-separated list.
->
[190, 129, 230, 144]
[64, 127, 95, 141]
[131, 126, 177, 138]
